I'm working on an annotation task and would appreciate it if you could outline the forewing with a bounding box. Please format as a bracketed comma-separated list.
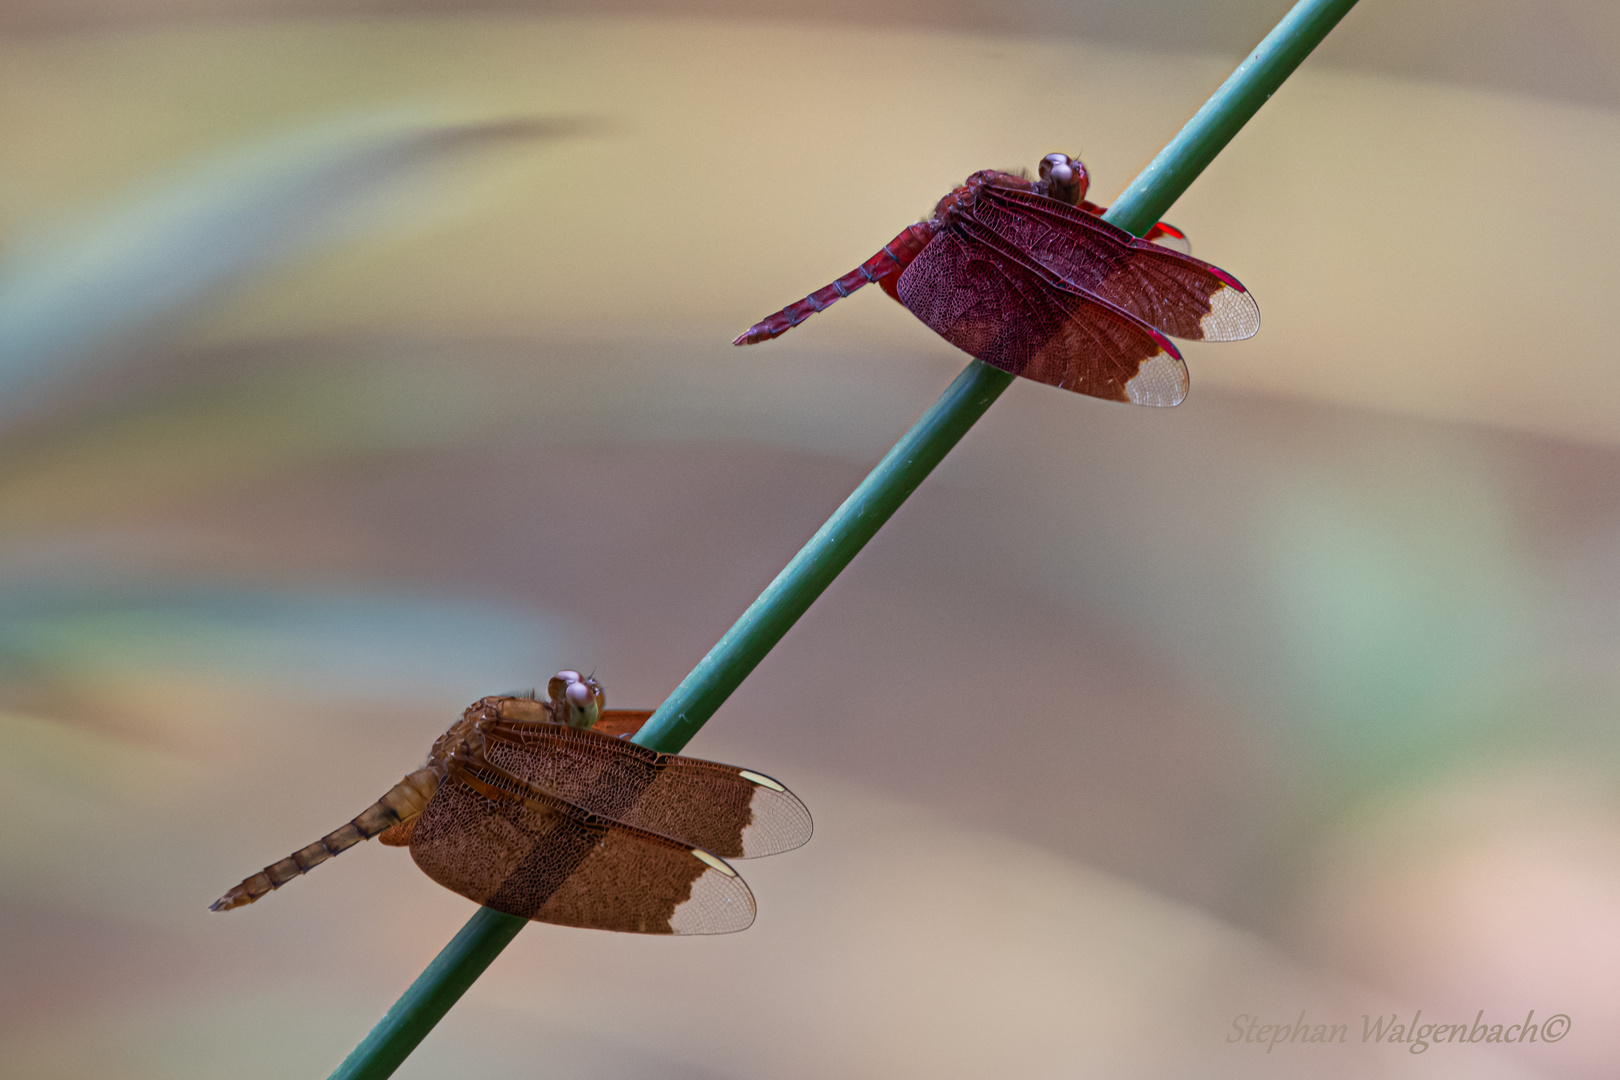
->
[593, 709, 653, 739]
[897, 222, 1188, 406]
[483, 721, 812, 859]
[409, 764, 755, 934]
[1147, 228, 1192, 255]
[977, 186, 1258, 342]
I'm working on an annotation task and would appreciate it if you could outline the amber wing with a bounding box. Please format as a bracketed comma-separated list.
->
[479, 720, 812, 859]
[410, 754, 756, 934]
[975, 186, 1260, 342]
[592, 709, 653, 739]
[897, 219, 1189, 406]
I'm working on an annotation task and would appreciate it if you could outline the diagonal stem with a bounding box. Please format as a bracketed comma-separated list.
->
[327, 1, 1360, 1075]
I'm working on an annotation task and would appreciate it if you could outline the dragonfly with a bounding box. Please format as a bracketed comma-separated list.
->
[734, 153, 1259, 406]
[211, 671, 811, 934]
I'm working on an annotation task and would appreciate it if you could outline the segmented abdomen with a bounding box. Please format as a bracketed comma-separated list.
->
[732, 223, 934, 345]
[209, 766, 441, 911]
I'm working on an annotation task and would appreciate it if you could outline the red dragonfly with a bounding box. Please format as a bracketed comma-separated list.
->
[212, 672, 811, 934]
[734, 153, 1259, 406]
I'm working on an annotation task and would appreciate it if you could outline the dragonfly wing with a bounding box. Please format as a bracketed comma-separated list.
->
[897, 223, 1188, 406]
[481, 719, 812, 858]
[592, 709, 653, 739]
[1147, 228, 1192, 255]
[377, 816, 416, 846]
[977, 187, 1258, 342]
[410, 757, 755, 934]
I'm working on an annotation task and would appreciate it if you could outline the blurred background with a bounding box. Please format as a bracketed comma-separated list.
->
[2, 2, 1618, 1078]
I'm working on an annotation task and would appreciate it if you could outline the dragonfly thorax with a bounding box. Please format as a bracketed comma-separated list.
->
[928, 157, 1088, 230]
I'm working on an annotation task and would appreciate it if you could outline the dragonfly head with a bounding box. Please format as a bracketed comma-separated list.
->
[1039, 153, 1089, 206]
[549, 669, 605, 729]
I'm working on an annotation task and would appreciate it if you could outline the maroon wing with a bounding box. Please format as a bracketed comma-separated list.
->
[976, 186, 1258, 343]
[896, 218, 1188, 405]
[479, 720, 811, 859]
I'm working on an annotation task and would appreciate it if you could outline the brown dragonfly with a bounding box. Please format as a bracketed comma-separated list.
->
[212, 671, 811, 934]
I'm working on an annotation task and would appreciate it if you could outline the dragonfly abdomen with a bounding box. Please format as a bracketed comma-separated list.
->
[732, 223, 933, 345]
[210, 766, 441, 911]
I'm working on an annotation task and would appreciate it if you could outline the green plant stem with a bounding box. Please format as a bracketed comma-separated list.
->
[328, 906, 524, 1080]
[327, 1, 1359, 1076]
[1105, 0, 1361, 238]
[631, 357, 1012, 754]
